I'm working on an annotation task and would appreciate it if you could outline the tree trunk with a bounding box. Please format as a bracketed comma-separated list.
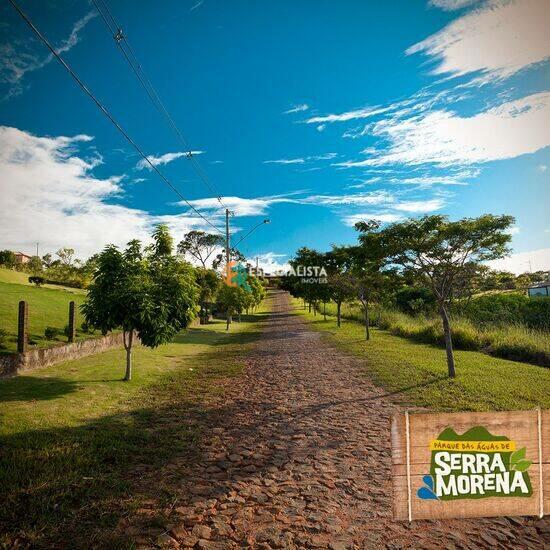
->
[323, 302, 327, 321]
[123, 330, 133, 381]
[308, 301, 312, 313]
[313, 302, 317, 316]
[337, 302, 341, 327]
[439, 303, 456, 378]
[238, 313, 241, 322]
[364, 302, 370, 341]
[226, 313, 232, 331]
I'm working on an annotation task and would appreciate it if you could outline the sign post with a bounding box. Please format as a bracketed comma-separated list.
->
[391, 409, 549, 521]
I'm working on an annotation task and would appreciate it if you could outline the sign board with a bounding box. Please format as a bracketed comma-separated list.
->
[391, 409, 549, 520]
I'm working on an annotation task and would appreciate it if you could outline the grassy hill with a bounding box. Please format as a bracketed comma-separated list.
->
[0, 269, 87, 354]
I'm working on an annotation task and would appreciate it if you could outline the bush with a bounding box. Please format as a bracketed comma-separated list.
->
[44, 326, 60, 340]
[81, 321, 95, 334]
[394, 287, 436, 315]
[318, 300, 549, 367]
[456, 293, 550, 330]
[0, 328, 7, 349]
[28, 275, 45, 287]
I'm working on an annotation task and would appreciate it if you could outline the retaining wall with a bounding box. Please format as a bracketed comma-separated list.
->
[0, 332, 133, 378]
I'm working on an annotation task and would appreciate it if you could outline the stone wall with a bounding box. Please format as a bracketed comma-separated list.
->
[0, 332, 135, 378]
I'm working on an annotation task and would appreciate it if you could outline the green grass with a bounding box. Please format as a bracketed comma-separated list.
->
[317, 301, 549, 367]
[0, 297, 271, 547]
[294, 299, 550, 413]
[0, 277, 88, 354]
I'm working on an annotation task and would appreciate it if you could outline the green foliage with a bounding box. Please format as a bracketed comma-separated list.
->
[0, 250, 16, 268]
[321, 302, 549, 367]
[394, 286, 436, 315]
[28, 275, 45, 287]
[0, 328, 7, 349]
[296, 300, 550, 412]
[194, 267, 221, 320]
[44, 326, 60, 340]
[178, 230, 223, 268]
[82, 231, 199, 348]
[457, 293, 550, 331]
[217, 284, 248, 316]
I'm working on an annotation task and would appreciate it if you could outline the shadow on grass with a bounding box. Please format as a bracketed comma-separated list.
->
[0, 376, 79, 402]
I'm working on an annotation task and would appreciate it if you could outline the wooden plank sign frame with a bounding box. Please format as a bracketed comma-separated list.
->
[391, 409, 549, 521]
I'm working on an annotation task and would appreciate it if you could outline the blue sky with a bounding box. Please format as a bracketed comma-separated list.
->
[0, 0, 549, 273]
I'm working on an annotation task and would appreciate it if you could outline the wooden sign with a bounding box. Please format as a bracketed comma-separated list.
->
[391, 409, 549, 521]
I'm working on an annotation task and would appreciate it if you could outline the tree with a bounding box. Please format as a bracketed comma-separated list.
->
[380, 214, 514, 378]
[42, 253, 53, 269]
[351, 221, 400, 340]
[27, 255, 43, 275]
[217, 284, 247, 330]
[82, 226, 198, 381]
[195, 268, 221, 323]
[56, 247, 75, 266]
[324, 248, 356, 328]
[178, 231, 224, 268]
[0, 250, 16, 268]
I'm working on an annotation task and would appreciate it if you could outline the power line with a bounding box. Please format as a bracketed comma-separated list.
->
[8, 0, 223, 235]
[92, 0, 226, 209]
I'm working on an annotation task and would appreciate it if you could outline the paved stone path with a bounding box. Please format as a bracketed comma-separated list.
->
[129, 290, 548, 549]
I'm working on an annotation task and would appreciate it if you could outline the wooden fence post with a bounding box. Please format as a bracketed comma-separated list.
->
[68, 301, 76, 343]
[17, 300, 28, 354]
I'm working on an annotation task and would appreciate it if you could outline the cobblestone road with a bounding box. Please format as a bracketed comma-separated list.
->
[129, 290, 548, 549]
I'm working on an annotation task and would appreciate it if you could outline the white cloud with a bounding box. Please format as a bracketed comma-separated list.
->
[317, 124, 326, 132]
[190, 0, 204, 11]
[284, 104, 309, 114]
[136, 150, 204, 170]
[407, 0, 550, 81]
[538, 164, 547, 172]
[253, 252, 290, 274]
[304, 105, 394, 124]
[0, 12, 97, 97]
[264, 158, 306, 165]
[507, 225, 521, 235]
[392, 198, 446, 213]
[429, 0, 479, 10]
[300, 190, 393, 207]
[336, 93, 550, 167]
[264, 153, 337, 165]
[342, 213, 403, 226]
[0, 126, 212, 258]
[486, 247, 550, 274]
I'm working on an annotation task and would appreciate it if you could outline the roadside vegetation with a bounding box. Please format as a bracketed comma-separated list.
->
[0, 272, 87, 354]
[318, 298, 549, 367]
[0, 292, 270, 547]
[0, 227, 267, 359]
[280, 214, 550, 376]
[294, 299, 550, 412]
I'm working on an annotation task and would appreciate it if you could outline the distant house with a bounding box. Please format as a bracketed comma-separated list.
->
[14, 252, 32, 264]
[527, 281, 550, 298]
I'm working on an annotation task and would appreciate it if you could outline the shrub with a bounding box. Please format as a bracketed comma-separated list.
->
[28, 275, 45, 287]
[317, 299, 548, 367]
[81, 321, 95, 334]
[0, 328, 7, 349]
[44, 326, 60, 340]
[394, 287, 436, 315]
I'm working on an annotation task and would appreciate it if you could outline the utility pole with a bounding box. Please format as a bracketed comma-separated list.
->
[36, 242, 39, 257]
[225, 208, 230, 269]
[256, 256, 259, 277]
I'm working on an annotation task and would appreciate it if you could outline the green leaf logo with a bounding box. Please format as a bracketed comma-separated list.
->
[510, 447, 532, 472]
